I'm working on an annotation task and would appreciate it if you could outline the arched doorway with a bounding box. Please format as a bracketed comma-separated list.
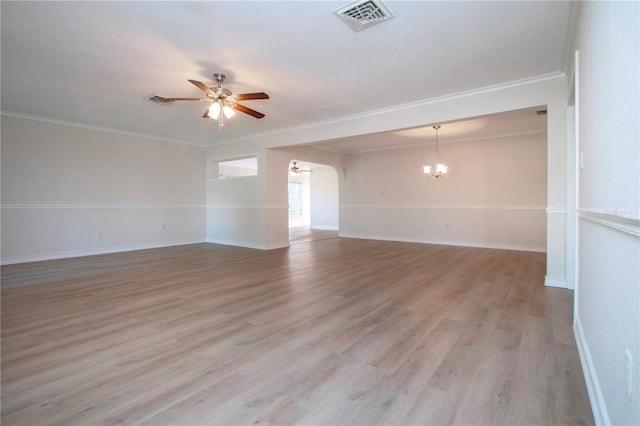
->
[288, 160, 339, 243]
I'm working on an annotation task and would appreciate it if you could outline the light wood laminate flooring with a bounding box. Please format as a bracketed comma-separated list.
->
[1, 239, 593, 425]
[288, 226, 338, 244]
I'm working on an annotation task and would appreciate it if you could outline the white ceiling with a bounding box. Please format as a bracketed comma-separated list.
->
[312, 107, 547, 153]
[1, 1, 569, 148]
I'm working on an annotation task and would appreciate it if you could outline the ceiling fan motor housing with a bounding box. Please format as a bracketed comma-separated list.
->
[211, 87, 232, 98]
[211, 74, 231, 98]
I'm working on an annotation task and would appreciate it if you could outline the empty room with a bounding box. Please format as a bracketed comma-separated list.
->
[1, 1, 638, 425]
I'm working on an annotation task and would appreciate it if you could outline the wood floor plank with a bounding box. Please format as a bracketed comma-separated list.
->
[1, 236, 593, 425]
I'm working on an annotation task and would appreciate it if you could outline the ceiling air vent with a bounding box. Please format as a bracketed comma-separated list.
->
[334, 0, 394, 32]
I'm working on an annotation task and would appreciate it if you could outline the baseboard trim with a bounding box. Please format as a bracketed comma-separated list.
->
[544, 275, 567, 288]
[337, 233, 546, 253]
[206, 239, 290, 251]
[1, 239, 206, 265]
[574, 315, 610, 426]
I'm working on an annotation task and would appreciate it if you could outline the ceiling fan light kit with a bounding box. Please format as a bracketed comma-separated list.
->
[207, 102, 235, 120]
[150, 72, 269, 133]
[423, 125, 448, 179]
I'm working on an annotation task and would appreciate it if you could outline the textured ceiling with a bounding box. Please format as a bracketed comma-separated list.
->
[1, 1, 570, 147]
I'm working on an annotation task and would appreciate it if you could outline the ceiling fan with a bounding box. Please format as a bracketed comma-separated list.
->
[151, 73, 269, 132]
[290, 161, 313, 176]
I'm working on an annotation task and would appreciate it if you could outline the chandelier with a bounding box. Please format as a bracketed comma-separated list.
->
[423, 125, 447, 178]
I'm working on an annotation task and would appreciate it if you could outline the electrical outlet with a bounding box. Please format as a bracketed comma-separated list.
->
[625, 349, 633, 398]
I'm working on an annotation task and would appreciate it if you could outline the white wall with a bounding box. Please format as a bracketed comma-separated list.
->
[1, 114, 206, 264]
[339, 133, 547, 251]
[310, 166, 339, 230]
[205, 143, 278, 249]
[205, 77, 568, 284]
[572, 2, 640, 425]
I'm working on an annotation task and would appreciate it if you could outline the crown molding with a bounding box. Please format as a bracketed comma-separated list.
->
[1, 110, 206, 147]
[334, 130, 547, 155]
[3, 71, 565, 151]
[208, 72, 565, 148]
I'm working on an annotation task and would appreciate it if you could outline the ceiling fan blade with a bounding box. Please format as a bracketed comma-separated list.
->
[188, 79, 214, 95]
[148, 95, 174, 103]
[234, 92, 270, 101]
[202, 109, 210, 118]
[233, 103, 265, 119]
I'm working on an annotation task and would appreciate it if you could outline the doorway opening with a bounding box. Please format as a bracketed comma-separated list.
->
[288, 160, 339, 244]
